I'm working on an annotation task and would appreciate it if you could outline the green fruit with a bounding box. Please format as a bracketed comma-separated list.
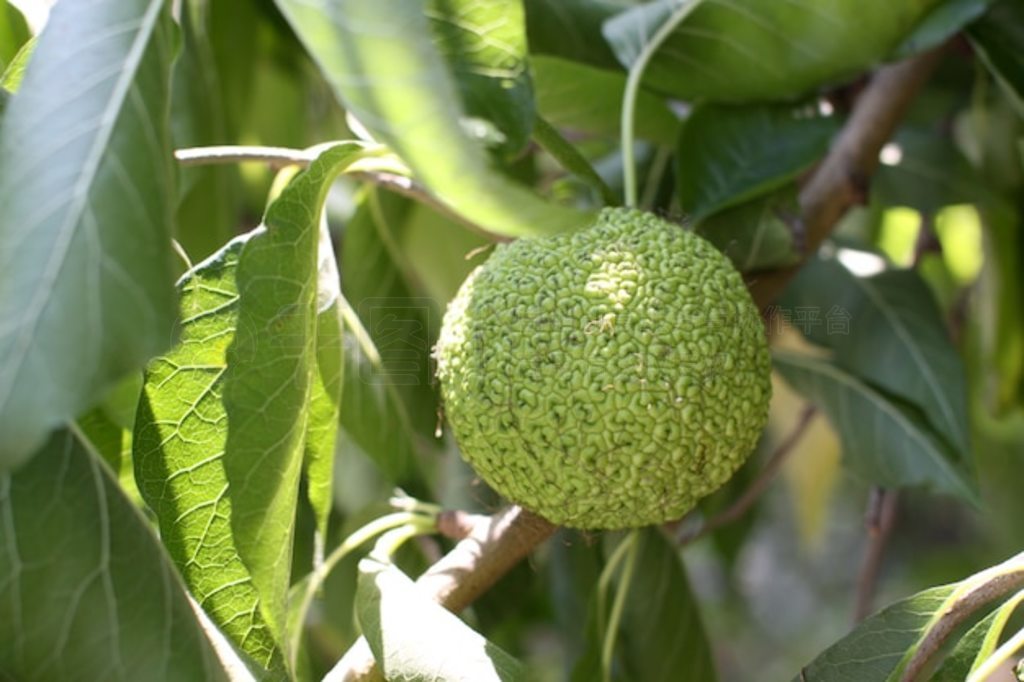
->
[435, 208, 771, 529]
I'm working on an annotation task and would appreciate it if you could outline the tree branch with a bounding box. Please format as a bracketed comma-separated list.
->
[853, 488, 900, 622]
[748, 46, 944, 308]
[326, 46, 944, 681]
[324, 507, 557, 681]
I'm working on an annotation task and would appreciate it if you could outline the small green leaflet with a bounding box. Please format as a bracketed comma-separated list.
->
[0, 428, 227, 681]
[0, 0, 178, 470]
[356, 555, 526, 681]
[222, 143, 368, 646]
[274, 0, 594, 238]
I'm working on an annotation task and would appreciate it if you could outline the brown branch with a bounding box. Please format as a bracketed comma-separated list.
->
[676, 405, 816, 544]
[748, 46, 945, 309]
[853, 488, 900, 622]
[325, 45, 944, 682]
[900, 556, 1024, 682]
[324, 506, 557, 681]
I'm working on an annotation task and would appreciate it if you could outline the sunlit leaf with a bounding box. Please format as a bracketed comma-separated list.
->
[603, 0, 941, 102]
[356, 555, 526, 681]
[0, 0, 178, 470]
[773, 352, 976, 501]
[427, 0, 534, 158]
[0, 428, 227, 681]
[275, 0, 593, 238]
[223, 143, 369, 642]
[676, 102, 838, 221]
[133, 234, 284, 672]
[0, 0, 29, 71]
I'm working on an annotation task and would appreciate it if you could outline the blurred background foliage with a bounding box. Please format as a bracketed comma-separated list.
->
[3, 0, 1023, 679]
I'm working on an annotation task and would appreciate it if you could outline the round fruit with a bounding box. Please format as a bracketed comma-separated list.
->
[435, 208, 771, 529]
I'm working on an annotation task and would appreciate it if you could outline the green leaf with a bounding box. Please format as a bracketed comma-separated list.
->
[0, 0, 29, 71]
[969, 0, 1024, 117]
[339, 190, 439, 489]
[572, 529, 716, 681]
[773, 351, 976, 502]
[356, 555, 526, 681]
[133, 234, 284, 671]
[695, 186, 801, 272]
[223, 143, 369, 643]
[0, 35, 32, 94]
[171, 0, 237, 261]
[893, 0, 993, 58]
[531, 55, 679, 146]
[304, 222, 344, 543]
[782, 256, 972, 458]
[603, 0, 942, 102]
[426, 0, 534, 158]
[873, 128, 997, 213]
[796, 552, 1024, 681]
[676, 102, 838, 221]
[0, 428, 227, 681]
[933, 589, 1024, 681]
[0, 0, 178, 469]
[274, 0, 593, 238]
[523, 0, 624, 71]
[615, 528, 716, 682]
[77, 406, 124, 473]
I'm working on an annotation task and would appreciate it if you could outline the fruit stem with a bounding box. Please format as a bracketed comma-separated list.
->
[621, 0, 703, 208]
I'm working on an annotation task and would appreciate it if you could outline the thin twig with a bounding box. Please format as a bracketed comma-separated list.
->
[174, 145, 316, 167]
[900, 553, 1024, 682]
[853, 488, 900, 622]
[676, 405, 816, 544]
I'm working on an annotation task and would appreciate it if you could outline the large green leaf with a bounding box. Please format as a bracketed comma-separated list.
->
[0, 0, 178, 469]
[796, 551, 1024, 681]
[893, 0, 993, 58]
[969, 0, 1024, 116]
[773, 352, 976, 501]
[676, 102, 839, 221]
[356, 555, 526, 681]
[0, 428, 227, 681]
[222, 143, 368, 643]
[531, 55, 679, 146]
[133, 234, 283, 671]
[274, 0, 593, 238]
[782, 256, 972, 458]
[603, 0, 943, 102]
[426, 0, 534, 158]
[616, 528, 716, 682]
[571, 529, 717, 682]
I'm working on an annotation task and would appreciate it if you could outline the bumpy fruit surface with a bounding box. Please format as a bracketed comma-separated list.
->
[435, 208, 771, 529]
